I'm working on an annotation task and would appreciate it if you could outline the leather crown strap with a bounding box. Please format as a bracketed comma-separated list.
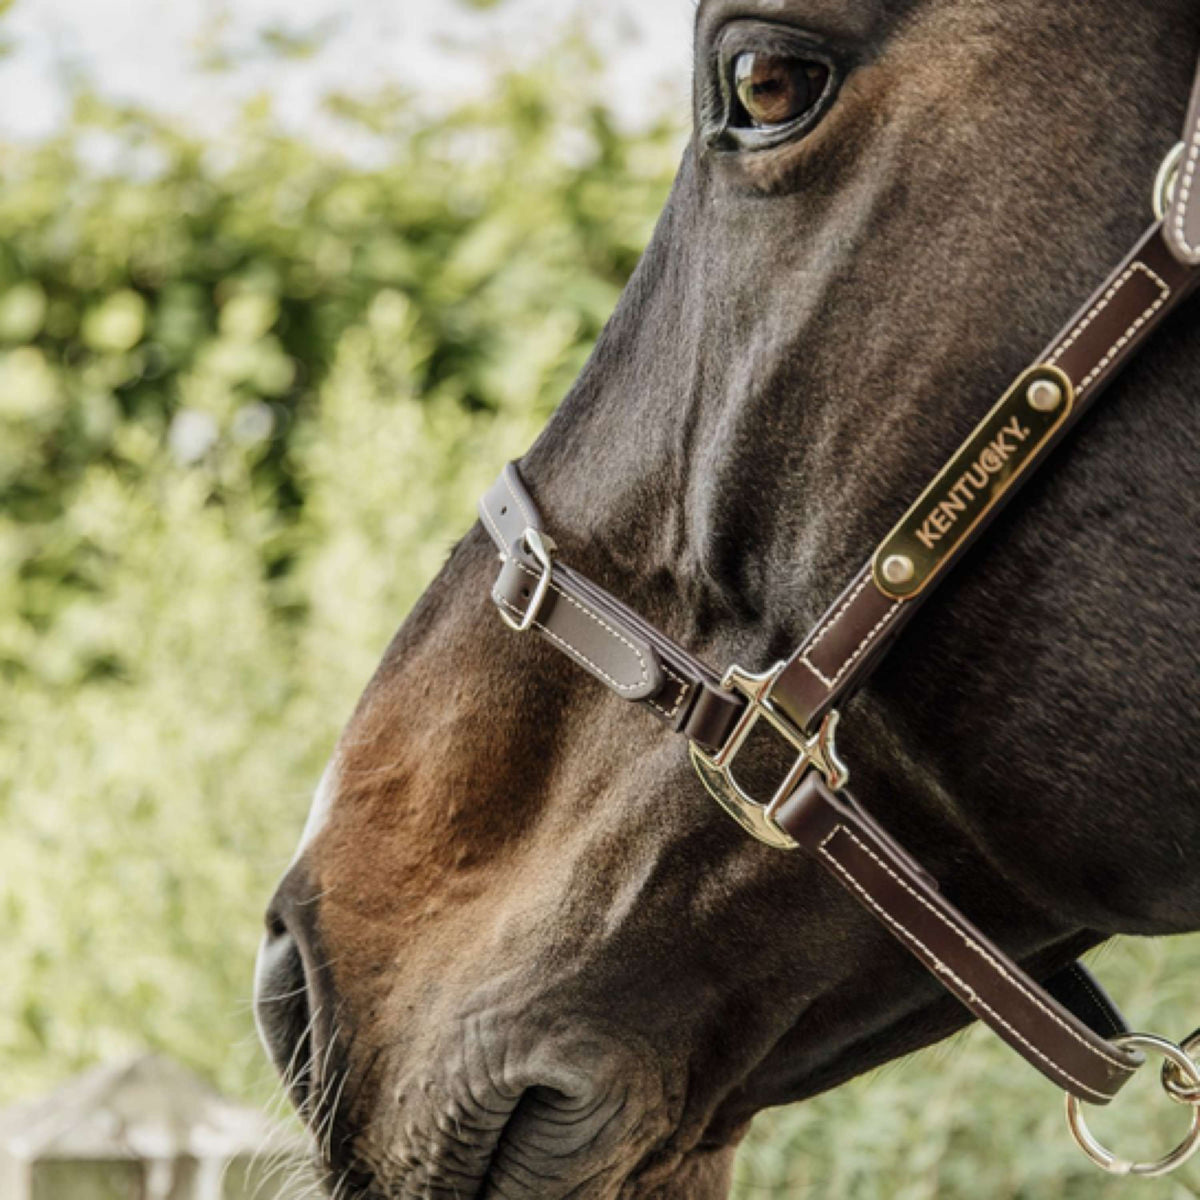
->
[479, 66, 1200, 1108]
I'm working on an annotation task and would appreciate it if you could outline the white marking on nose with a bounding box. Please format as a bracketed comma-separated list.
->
[294, 756, 340, 862]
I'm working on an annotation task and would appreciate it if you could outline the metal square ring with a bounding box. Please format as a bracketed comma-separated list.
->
[689, 661, 848, 850]
[499, 528, 557, 633]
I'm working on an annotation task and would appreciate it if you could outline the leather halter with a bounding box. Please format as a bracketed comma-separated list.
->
[479, 52, 1200, 1173]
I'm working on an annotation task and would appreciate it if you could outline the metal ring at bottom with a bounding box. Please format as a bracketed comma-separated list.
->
[1066, 1033, 1200, 1178]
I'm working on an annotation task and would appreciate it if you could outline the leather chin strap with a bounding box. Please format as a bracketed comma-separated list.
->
[479, 55, 1200, 1107]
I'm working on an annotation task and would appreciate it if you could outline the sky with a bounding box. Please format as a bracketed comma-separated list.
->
[0, 0, 696, 141]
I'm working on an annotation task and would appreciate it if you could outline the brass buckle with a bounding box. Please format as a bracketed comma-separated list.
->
[689, 661, 848, 851]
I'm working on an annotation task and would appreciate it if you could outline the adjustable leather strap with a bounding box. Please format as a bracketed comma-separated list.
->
[771, 224, 1200, 735]
[772, 773, 1142, 1101]
[479, 466, 745, 752]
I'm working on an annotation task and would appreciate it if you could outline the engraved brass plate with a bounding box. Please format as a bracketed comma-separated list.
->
[873, 364, 1075, 599]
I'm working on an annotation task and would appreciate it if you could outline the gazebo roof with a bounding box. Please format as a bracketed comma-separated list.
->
[0, 1055, 303, 1162]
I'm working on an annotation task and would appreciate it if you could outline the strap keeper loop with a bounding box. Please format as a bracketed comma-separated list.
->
[499, 527, 557, 632]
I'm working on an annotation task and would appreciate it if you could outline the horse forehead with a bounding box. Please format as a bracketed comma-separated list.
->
[696, 0, 885, 40]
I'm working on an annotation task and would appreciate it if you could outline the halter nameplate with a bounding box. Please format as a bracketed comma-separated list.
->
[872, 365, 1074, 599]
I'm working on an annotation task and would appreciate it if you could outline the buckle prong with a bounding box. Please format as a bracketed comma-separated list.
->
[499, 527, 557, 633]
[689, 661, 848, 851]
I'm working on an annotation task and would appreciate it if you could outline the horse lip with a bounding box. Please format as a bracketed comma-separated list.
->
[380, 1081, 525, 1197]
[314, 1091, 516, 1199]
[326, 1021, 666, 1196]
[345, 1079, 636, 1198]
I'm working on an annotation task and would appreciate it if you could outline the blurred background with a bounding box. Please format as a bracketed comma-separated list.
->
[1, 1, 1198, 1196]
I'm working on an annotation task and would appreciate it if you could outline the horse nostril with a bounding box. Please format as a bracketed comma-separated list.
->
[254, 920, 314, 1113]
[266, 906, 287, 941]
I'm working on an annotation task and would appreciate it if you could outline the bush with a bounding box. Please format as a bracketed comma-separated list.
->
[0, 50, 679, 1104]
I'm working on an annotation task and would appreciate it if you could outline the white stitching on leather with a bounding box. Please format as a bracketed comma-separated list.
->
[498, 561, 651, 693]
[1173, 119, 1200, 259]
[805, 576, 870, 656]
[809, 601, 899, 690]
[495, 588, 646, 693]
[1049, 263, 1171, 391]
[479, 497, 508, 551]
[503, 470, 538, 531]
[818, 824, 1135, 1079]
[798, 576, 871, 689]
[647, 666, 688, 720]
[817, 830, 1113, 1102]
[794, 656, 834, 689]
[800, 575, 899, 691]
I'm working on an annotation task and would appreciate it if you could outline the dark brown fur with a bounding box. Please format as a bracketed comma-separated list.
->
[256, 2, 1200, 1195]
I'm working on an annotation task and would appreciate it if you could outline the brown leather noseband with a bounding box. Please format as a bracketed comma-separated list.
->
[478, 54, 1200, 1176]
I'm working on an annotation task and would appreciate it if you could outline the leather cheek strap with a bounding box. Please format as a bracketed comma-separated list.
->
[771, 224, 1200, 737]
[480, 465, 746, 752]
[772, 772, 1144, 1103]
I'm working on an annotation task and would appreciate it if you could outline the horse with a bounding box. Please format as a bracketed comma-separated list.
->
[254, 1, 1200, 1195]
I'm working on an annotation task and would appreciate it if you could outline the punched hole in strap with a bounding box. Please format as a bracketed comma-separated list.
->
[498, 527, 556, 633]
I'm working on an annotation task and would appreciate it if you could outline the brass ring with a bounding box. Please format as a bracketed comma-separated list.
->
[1066, 1033, 1200, 1178]
[1163, 1031, 1200, 1105]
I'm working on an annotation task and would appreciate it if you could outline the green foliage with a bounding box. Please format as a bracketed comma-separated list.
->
[3, 39, 1200, 1200]
[0, 49, 678, 1106]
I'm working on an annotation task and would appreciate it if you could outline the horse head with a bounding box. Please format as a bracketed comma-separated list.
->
[255, 1, 1200, 1194]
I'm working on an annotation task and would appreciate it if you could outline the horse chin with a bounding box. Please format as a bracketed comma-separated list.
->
[323, 1144, 735, 1200]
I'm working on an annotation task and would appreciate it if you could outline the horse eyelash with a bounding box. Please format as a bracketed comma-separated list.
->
[697, 50, 730, 143]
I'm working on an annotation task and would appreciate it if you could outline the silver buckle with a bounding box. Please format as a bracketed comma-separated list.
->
[689, 661, 849, 851]
[499, 527, 557, 633]
[1154, 142, 1184, 221]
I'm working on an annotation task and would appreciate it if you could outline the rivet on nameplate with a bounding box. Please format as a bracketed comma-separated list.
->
[1027, 379, 1063, 413]
[881, 555, 915, 586]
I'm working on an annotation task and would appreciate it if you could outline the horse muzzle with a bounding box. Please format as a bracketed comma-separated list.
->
[367, 1026, 670, 1199]
[254, 878, 677, 1197]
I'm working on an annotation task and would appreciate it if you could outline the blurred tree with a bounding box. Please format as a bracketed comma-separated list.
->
[0, 40, 680, 1108]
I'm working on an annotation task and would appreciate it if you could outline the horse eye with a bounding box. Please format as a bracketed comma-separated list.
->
[732, 52, 829, 129]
